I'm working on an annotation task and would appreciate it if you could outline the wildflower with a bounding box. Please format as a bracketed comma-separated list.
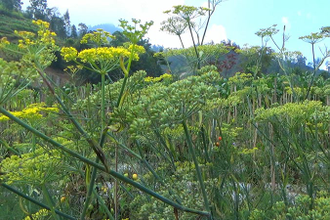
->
[0, 37, 10, 46]
[61, 45, 145, 74]
[60, 47, 78, 62]
[80, 29, 115, 46]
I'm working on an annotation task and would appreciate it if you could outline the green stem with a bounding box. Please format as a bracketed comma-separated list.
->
[80, 158, 98, 220]
[35, 68, 109, 170]
[0, 107, 210, 217]
[200, 126, 211, 162]
[42, 183, 60, 220]
[2, 184, 75, 220]
[93, 189, 115, 220]
[101, 73, 106, 130]
[186, 19, 201, 69]
[0, 138, 20, 156]
[182, 120, 211, 218]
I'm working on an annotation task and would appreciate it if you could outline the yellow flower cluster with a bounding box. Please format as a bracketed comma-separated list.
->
[0, 20, 58, 69]
[0, 37, 10, 46]
[61, 47, 78, 62]
[239, 147, 258, 155]
[23, 209, 50, 220]
[0, 146, 62, 185]
[80, 28, 115, 46]
[78, 47, 132, 63]
[12, 20, 57, 50]
[32, 19, 50, 28]
[144, 73, 173, 83]
[0, 103, 59, 121]
[61, 44, 145, 73]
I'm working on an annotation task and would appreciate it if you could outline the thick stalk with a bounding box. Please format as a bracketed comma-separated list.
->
[182, 120, 211, 218]
[178, 34, 185, 48]
[36, 68, 108, 170]
[187, 19, 201, 69]
[305, 43, 316, 99]
[201, 0, 211, 46]
[93, 189, 115, 220]
[81, 47, 134, 220]
[101, 73, 106, 130]
[115, 144, 118, 220]
[42, 183, 60, 220]
[81, 73, 106, 220]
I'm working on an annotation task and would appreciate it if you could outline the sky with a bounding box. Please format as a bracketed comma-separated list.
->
[21, 0, 330, 68]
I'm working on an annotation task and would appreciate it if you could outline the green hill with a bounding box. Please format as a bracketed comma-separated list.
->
[0, 8, 36, 40]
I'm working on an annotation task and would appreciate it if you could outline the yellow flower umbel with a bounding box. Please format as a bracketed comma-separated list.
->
[0, 146, 64, 185]
[80, 28, 115, 46]
[61, 42, 145, 75]
[144, 73, 173, 83]
[0, 20, 58, 70]
[0, 103, 59, 122]
[23, 209, 50, 220]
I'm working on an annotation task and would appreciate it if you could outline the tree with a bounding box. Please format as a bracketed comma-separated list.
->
[63, 9, 71, 37]
[27, 0, 48, 19]
[78, 23, 88, 37]
[46, 7, 66, 38]
[1, 0, 22, 11]
[71, 24, 77, 38]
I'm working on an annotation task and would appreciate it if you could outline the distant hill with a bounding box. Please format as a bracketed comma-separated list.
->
[89, 23, 122, 34]
[0, 9, 36, 40]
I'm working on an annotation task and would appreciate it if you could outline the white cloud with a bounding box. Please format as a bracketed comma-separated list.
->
[22, 0, 185, 26]
[281, 16, 291, 30]
[21, 0, 228, 48]
[203, 24, 227, 44]
[151, 24, 227, 48]
[22, 0, 187, 47]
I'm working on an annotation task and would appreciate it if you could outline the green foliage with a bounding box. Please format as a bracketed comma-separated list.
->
[2, 10, 330, 220]
[250, 192, 330, 220]
[0, 11, 37, 40]
[130, 162, 218, 220]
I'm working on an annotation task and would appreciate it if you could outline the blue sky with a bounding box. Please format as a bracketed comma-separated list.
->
[22, 0, 330, 67]
[188, 0, 330, 67]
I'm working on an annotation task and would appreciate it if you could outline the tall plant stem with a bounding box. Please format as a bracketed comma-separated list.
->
[178, 34, 185, 48]
[201, 0, 211, 46]
[42, 183, 60, 220]
[305, 43, 316, 99]
[101, 73, 106, 130]
[187, 19, 201, 69]
[36, 68, 108, 169]
[2, 183, 75, 220]
[182, 120, 212, 219]
[81, 72, 108, 219]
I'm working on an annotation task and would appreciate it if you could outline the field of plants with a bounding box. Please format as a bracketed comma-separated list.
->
[1, 7, 330, 220]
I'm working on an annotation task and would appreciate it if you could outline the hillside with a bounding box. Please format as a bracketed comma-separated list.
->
[0, 9, 37, 40]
